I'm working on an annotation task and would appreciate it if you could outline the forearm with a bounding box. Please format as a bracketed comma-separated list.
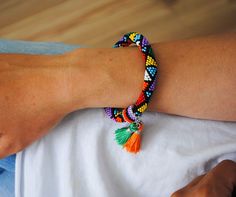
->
[1, 33, 235, 123]
[67, 33, 236, 121]
[0, 34, 235, 157]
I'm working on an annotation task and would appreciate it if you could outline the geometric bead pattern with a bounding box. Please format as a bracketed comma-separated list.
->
[146, 55, 157, 66]
[104, 32, 158, 123]
[147, 66, 157, 77]
[137, 103, 147, 113]
[144, 70, 152, 81]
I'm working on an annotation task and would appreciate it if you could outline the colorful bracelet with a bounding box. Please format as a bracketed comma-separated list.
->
[104, 32, 158, 154]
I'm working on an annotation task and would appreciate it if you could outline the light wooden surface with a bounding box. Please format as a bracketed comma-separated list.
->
[0, 0, 235, 47]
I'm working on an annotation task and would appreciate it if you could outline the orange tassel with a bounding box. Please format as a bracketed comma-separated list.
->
[123, 131, 141, 154]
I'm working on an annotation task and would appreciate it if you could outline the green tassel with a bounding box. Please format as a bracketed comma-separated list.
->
[115, 126, 133, 145]
[114, 122, 139, 145]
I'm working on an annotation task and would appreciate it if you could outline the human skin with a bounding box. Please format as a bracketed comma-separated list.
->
[171, 160, 236, 197]
[68, 32, 236, 121]
[0, 32, 235, 159]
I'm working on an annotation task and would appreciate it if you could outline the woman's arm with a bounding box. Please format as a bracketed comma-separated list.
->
[67, 32, 236, 121]
[0, 33, 235, 158]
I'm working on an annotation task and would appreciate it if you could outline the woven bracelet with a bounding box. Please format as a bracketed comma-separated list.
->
[104, 32, 158, 153]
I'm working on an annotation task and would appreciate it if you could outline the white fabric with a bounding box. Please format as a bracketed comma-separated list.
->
[15, 109, 236, 197]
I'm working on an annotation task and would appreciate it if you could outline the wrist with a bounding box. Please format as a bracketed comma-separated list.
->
[64, 48, 112, 110]
[66, 46, 145, 111]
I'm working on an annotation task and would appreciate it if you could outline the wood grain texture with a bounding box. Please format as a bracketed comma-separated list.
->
[0, 0, 235, 47]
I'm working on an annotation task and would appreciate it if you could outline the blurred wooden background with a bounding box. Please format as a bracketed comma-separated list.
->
[0, 0, 235, 47]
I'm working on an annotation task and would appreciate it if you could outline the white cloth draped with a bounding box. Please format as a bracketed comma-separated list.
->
[15, 109, 236, 197]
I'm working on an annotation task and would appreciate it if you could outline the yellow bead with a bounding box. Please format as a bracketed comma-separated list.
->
[129, 32, 137, 42]
[137, 103, 147, 113]
[146, 55, 157, 66]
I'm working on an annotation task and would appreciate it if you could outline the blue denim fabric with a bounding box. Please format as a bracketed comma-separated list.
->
[0, 39, 81, 197]
[0, 155, 16, 197]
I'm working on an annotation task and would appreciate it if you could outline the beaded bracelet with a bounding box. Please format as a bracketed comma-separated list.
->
[104, 32, 158, 154]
